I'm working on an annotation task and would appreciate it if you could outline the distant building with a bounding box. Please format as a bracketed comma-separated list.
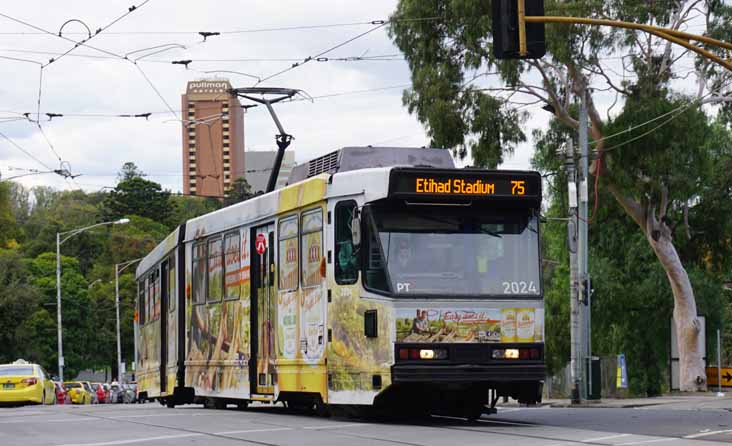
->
[244, 150, 296, 193]
[181, 79, 245, 197]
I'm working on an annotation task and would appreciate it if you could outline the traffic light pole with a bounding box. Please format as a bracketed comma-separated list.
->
[517, 11, 732, 71]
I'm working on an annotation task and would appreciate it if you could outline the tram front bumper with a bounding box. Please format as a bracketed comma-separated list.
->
[391, 363, 545, 383]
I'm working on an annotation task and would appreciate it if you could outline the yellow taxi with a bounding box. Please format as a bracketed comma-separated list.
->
[0, 359, 56, 405]
[63, 381, 92, 404]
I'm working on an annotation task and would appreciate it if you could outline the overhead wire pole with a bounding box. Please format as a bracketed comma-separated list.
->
[578, 90, 590, 400]
[565, 139, 581, 404]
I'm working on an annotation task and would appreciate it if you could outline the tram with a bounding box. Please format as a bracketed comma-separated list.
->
[134, 146, 544, 417]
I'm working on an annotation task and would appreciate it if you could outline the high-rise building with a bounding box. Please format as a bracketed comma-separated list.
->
[181, 79, 245, 197]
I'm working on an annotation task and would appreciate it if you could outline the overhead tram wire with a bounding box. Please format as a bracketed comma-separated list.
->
[255, 21, 390, 85]
[0, 16, 442, 36]
[41, 0, 151, 68]
[0, 130, 54, 171]
[1, 82, 415, 120]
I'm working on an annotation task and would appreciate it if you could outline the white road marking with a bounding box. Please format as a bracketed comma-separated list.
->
[215, 427, 293, 435]
[56, 433, 203, 446]
[0, 417, 97, 424]
[478, 419, 535, 427]
[616, 438, 674, 445]
[684, 428, 732, 439]
[302, 423, 367, 430]
[582, 433, 631, 442]
[498, 408, 522, 413]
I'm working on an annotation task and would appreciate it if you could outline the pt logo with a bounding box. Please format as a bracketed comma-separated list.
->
[396, 282, 412, 292]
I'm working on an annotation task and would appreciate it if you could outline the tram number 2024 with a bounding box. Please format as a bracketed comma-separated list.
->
[502, 281, 538, 294]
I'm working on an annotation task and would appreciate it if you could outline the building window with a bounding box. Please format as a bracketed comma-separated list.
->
[192, 242, 206, 304]
[207, 237, 223, 302]
[301, 209, 324, 288]
[224, 166, 230, 172]
[223, 143, 230, 148]
[278, 216, 299, 291]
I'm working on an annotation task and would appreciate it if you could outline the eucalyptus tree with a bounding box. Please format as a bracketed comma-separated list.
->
[390, 0, 732, 390]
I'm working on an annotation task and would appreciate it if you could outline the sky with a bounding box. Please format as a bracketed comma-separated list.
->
[0, 1, 702, 194]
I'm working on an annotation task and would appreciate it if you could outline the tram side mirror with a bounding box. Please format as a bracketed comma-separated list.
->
[351, 208, 361, 247]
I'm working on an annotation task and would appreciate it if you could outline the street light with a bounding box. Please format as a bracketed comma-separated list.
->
[115, 257, 142, 383]
[56, 217, 129, 381]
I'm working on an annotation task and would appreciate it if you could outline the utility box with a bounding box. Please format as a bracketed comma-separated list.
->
[586, 356, 601, 400]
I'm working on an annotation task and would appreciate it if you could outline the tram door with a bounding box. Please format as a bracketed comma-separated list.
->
[250, 224, 276, 395]
[160, 261, 169, 394]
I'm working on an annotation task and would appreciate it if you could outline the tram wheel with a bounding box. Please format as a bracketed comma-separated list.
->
[465, 404, 485, 422]
[166, 398, 175, 408]
[213, 398, 227, 410]
[236, 400, 248, 410]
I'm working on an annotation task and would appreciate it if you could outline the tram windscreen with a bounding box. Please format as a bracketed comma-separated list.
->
[362, 203, 541, 297]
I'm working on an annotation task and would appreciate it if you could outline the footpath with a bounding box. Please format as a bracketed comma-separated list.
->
[499, 392, 732, 410]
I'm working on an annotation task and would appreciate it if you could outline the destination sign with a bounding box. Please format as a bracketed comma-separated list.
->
[389, 168, 541, 201]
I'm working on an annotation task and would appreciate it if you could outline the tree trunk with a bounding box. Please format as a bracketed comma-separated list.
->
[605, 181, 706, 391]
[644, 226, 706, 392]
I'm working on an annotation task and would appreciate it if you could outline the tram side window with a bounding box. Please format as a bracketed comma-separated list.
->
[147, 274, 154, 322]
[335, 201, 359, 285]
[192, 241, 207, 304]
[224, 233, 241, 300]
[302, 209, 323, 288]
[154, 270, 161, 320]
[362, 208, 390, 293]
[278, 216, 299, 291]
[208, 237, 223, 302]
[138, 280, 146, 325]
[169, 257, 176, 312]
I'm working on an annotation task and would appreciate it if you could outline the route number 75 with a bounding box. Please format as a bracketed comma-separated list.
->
[511, 180, 526, 195]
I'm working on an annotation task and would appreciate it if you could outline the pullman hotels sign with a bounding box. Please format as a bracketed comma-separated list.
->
[186, 80, 232, 100]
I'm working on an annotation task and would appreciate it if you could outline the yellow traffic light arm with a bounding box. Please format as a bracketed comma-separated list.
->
[519, 14, 732, 71]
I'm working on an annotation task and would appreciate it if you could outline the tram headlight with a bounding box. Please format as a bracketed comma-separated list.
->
[398, 348, 448, 360]
[493, 348, 520, 359]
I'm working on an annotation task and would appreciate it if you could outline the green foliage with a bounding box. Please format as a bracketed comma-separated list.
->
[0, 169, 230, 377]
[30, 252, 91, 378]
[0, 249, 42, 365]
[0, 182, 18, 248]
[171, 195, 222, 224]
[224, 177, 254, 207]
[102, 164, 174, 228]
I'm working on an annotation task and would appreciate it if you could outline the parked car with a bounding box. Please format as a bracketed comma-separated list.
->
[120, 384, 136, 404]
[109, 383, 123, 403]
[63, 382, 91, 404]
[0, 359, 56, 405]
[81, 382, 97, 404]
[53, 381, 70, 404]
[91, 383, 106, 404]
[102, 383, 112, 403]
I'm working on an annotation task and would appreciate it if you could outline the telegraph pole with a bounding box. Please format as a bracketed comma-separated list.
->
[578, 90, 590, 400]
[565, 139, 582, 404]
[56, 232, 64, 382]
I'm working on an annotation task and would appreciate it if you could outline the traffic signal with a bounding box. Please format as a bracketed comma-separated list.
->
[492, 0, 546, 59]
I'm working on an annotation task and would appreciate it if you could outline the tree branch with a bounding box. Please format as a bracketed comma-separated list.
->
[529, 60, 579, 129]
